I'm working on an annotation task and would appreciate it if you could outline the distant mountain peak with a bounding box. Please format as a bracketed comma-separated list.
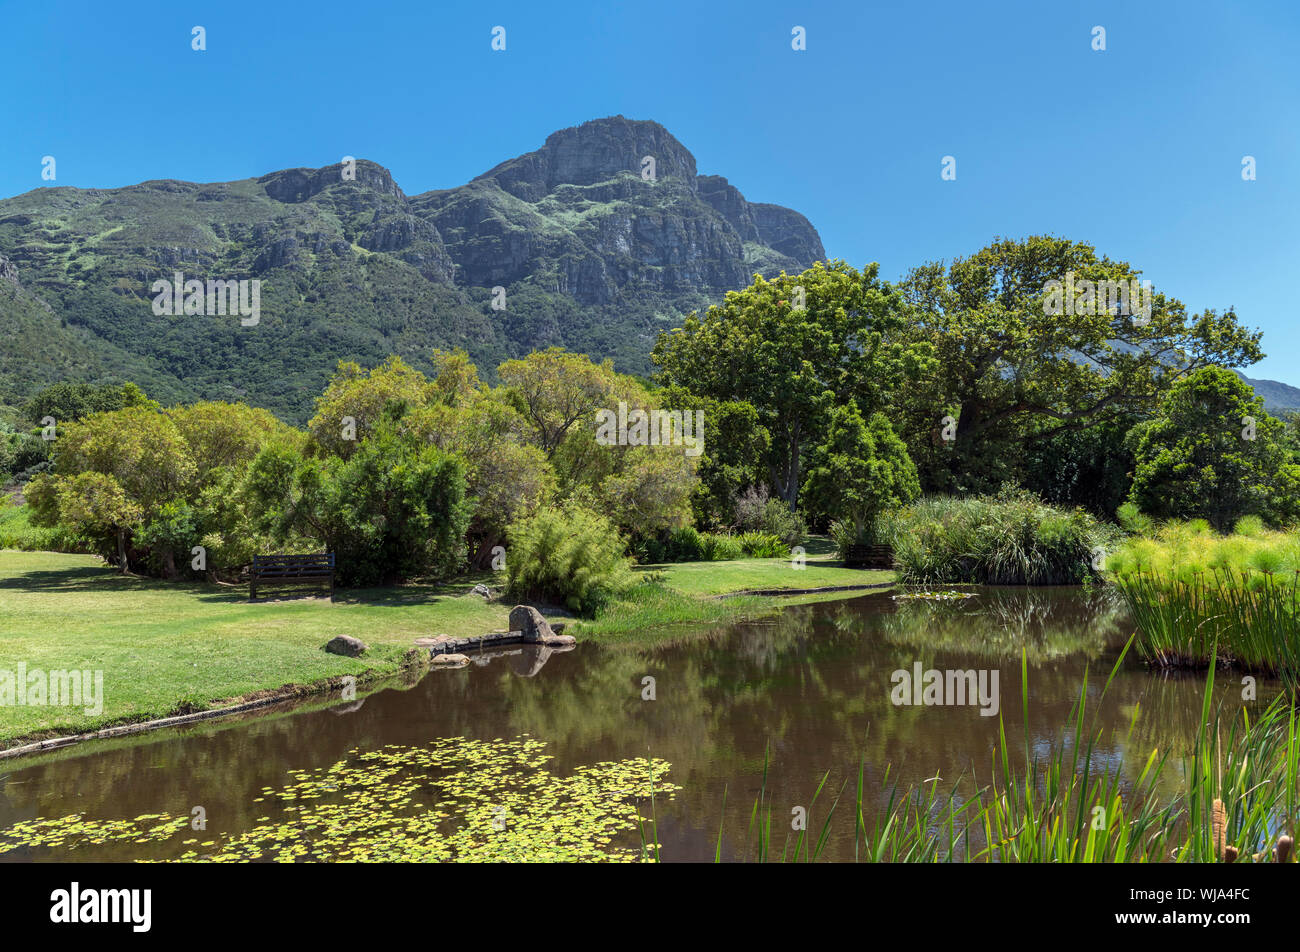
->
[1237, 370, 1300, 413]
[259, 159, 401, 204]
[472, 115, 698, 201]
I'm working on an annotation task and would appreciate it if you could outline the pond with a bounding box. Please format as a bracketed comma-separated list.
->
[0, 587, 1271, 862]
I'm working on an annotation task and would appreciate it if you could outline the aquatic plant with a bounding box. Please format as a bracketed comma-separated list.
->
[1108, 521, 1300, 686]
[721, 649, 1300, 863]
[878, 489, 1115, 586]
[0, 736, 679, 863]
[891, 590, 976, 601]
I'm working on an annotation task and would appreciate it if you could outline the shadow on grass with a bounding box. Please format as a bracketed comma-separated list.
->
[0, 563, 497, 609]
[800, 535, 837, 557]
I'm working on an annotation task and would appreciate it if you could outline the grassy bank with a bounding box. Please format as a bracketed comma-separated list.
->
[0, 548, 894, 748]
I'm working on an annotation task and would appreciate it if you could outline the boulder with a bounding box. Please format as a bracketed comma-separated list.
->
[323, 635, 368, 657]
[470, 583, 492, 598]
[509, 605, 548, 642]
[509, 605, 573, 645]
[431, 653, 470, 666]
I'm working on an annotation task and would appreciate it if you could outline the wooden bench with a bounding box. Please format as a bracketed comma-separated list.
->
[842, 544, 894, 570]
[250, 553, 335, 601]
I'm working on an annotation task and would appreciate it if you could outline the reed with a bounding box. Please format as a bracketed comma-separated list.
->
[878, 489, 1115, 586]
[1109, 521, 1300, 686]
[718, 645, 1300, 862]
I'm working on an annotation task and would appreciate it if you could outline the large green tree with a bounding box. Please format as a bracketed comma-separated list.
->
[894, 236, 1263, 495]
[652, 260, 932, 508]
[1126, 366, 1300, 530]
[800, 401, 919, 532]
[249, 406, 472, 585]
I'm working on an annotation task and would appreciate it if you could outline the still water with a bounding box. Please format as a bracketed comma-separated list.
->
[0, 587, 1262, 862]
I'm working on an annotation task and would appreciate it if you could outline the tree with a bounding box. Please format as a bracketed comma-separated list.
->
[405, 358, 555, 567]
[169, 401, 292, 483]
[652, 260, 931, 508]
[308, 356, 434, 458]
[1125, 366, 1300, 530]
[800, 401, 919, 532]
[652, 386, 771, 530]
[23, 381, 155, 428]
[893, 236, 1263, 494]
[593, 448, 696, 535]
[498, 348, 619, 459]
[27, 471, 141, 571]
[33, 400, 291, 577]
[1020, 411, 1138, 517]
[250, 408, 471, 585]
[48, 407, 195, 523]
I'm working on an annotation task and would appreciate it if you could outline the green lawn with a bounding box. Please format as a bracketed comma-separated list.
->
[650, 556, 892, 596]
[0, 549, 894, 748]
[0, 550, 507, 745]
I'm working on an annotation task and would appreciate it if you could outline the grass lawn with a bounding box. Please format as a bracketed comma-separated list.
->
[0, 550, 507, 746]
[650, 556, 892, 597]
[0, 547, 894, 748]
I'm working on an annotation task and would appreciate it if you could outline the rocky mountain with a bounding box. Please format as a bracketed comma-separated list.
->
[0, 116, 823, 423]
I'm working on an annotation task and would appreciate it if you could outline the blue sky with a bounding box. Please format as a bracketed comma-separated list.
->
[4, 0, 1299, 380]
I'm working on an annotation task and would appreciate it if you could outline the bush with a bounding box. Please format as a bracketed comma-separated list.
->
[632, 526, 777, 563]
[735, 531, 790, 559]
[662, 526, 707, 562]
[733, 485, 806, 548]
[701, 533, 743, 561]
[248, 419, 471, 586]
[881, 487, 1112, 585]
[829, 517, 878, 559]
[0, 502, 83, 552]
[1116, 502, 1155, 536]
[505, 503, 636, 615]
[733, 485, 773, 531]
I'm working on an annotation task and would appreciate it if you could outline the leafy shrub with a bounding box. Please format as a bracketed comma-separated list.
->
[733, 485, 773, 531]
[758, 500, 805, 549]
[632, 527, 773, 563]
[733, 486, 806, 548]
[248, 420, 471, 586]
[880, 487, 1111, 585]
[662, 526, 707, 562]
[505, 503, 636, 615]
[0, 502, 83, 552]
[829, 517, 878, 559]
[735, 531, 790, 559]
[701, 533, 743, 561]
[1116, 502, 1154, 536]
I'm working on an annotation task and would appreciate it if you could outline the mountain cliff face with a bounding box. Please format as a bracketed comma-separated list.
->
[411, 117, 817, 303]
[0, 117, 823, 422]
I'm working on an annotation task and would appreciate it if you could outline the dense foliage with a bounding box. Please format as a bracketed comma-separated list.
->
[1109, 520, 1300, 688]
[504, 503, 636, 614]
[9, 237, 1293, 593]
[878, 489, 1114, 585]
[1125, 366, 1300, 530]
